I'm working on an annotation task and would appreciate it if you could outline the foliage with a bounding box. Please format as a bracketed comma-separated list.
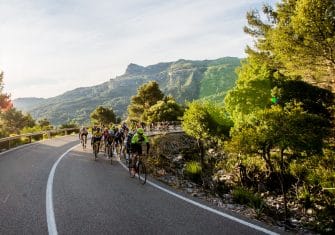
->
[222, 1, 335, 228]
[229, 103, 330, 171]
[21, 125, 43, 134]
[271, 0, 335, 83]
[37, 118, 53, 130]
[0, 108, 35, 135]
[244, 0, 335, 90]
[146, 96, 184, 123]
[59, 122, 79, 129]
[182, 100, 232, 143]
[127, 81, 164, 122]
[90, 106, 116, 126]
[224, 58, 274, 124]
[0, 71, 12, 111]
[232, 187, 266, 217]
[184, 161, 202, 183]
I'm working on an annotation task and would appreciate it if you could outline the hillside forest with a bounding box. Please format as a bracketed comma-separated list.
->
[1, 0, 334, 233]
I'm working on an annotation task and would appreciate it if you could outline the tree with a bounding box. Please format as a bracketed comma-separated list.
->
[228, 103, 331, 222]
[146, 96, 184, 123]
[224, 58, 275, 124]
[0, 71, 12, 111]
[127, 81, 164, 122]
[271, 0, 335, 87]
[59, 122, 79, 129]
[182, 100, 233, 165]
[0, 108, 35, 134]
[244, 0, 335, 91]
[37, 118, 53, 130]
[90, 106, 116, 126]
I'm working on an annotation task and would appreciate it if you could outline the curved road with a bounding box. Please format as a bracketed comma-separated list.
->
[0, 136, 283, 235]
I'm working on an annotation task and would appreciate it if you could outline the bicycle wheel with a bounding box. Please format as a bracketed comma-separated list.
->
[129, 158, 135, 178]
[92, 144, 96, 159]
[137, 161, 147, 184]
[109, 146, 113, 165]
[84, 135, 87, 148]
[94, 143, 98, 160]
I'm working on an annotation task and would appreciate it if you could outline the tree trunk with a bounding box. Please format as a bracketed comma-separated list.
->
[279, 148, 289, 228]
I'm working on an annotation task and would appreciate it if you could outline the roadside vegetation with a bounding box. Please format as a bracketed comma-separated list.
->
[1, 0, 334, 233]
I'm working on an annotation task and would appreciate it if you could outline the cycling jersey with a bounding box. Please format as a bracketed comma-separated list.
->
[131, 132, 149, 155]
[131, 132, 148, 144]
[92, 131, 102, 143]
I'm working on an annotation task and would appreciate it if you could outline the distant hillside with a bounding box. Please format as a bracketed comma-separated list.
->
[13, 97, 45, 112]
[13, 57, 241, 125]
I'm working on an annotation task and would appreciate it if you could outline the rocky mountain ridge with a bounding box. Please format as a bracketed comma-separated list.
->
[13, 57, 241, 125]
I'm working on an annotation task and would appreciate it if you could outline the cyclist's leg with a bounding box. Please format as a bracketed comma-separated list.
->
[138, 155, 147, 184]
[129, 152, 135, 177]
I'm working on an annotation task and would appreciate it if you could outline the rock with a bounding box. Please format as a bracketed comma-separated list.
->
[208, 149, 215, 154]
[156, 169, 166, 176]
[173, 154, 183, 162]
[187, 183, 193, 188]
[226, 204, 235, 210]
[186, 188, 193, 193]
[306, 208, 314, 215]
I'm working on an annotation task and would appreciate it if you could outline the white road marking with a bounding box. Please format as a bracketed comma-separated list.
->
[46, 144, 79, 235]
[118, 160, 279, 235]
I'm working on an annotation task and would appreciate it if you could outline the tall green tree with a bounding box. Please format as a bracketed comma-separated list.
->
[244, 0, 335, 91]
[271, 0, 335, 85]
[90, 106, 116, 126]
[224, 58, 275, 124]
[127, 81, 164, 122]
[146, 96, 184, 123]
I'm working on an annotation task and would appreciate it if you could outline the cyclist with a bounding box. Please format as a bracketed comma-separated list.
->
[91, 127, 103, 154]
[121, 122, 129, 137]
[130, 128, 150, 174]
[105, 126, 115, 159]
[102, 127, 110, 156]
[114, 127, 123, 157]
[123, 130, 134, 162]
[79, 127, 89, 148]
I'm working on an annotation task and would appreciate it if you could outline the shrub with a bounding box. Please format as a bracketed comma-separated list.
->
[184, 161, 202, 183]
[232, 187, 266, 217]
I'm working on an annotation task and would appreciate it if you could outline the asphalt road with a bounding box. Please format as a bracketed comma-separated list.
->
[0, 136, 283, 235]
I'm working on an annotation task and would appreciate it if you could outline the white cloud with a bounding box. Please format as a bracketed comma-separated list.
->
[0, 0, 279, 99]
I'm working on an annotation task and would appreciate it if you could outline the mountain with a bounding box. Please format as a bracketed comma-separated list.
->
[13, 97, 46, 112]
[13, 57, 241, 125]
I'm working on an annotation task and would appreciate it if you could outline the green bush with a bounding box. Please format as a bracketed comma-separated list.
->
[184, 161, 202, 183]
[232, 187, 266, 217]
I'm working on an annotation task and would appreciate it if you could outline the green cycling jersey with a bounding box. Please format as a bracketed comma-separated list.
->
[131, 132, 148, 144]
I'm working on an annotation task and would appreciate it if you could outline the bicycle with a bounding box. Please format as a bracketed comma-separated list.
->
[92, 140, 100, 161]
[129, 152, 147, 184]
[106, 141, 114, 164]
[80, 134, 87, 150]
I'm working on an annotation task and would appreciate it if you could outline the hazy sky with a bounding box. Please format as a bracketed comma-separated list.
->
[0, 0, 278, 99]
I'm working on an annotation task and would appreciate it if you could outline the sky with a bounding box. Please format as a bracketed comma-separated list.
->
[0, 0, 278, 99]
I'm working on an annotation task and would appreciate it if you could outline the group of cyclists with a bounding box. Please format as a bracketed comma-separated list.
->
[79, 122, 150, 175]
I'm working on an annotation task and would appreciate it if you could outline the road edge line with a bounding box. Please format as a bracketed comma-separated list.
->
[46, 144, 79, 235]
[118, 160, 279, 235]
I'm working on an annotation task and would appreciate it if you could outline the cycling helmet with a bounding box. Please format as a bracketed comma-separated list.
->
[137, 128, 144, 134]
